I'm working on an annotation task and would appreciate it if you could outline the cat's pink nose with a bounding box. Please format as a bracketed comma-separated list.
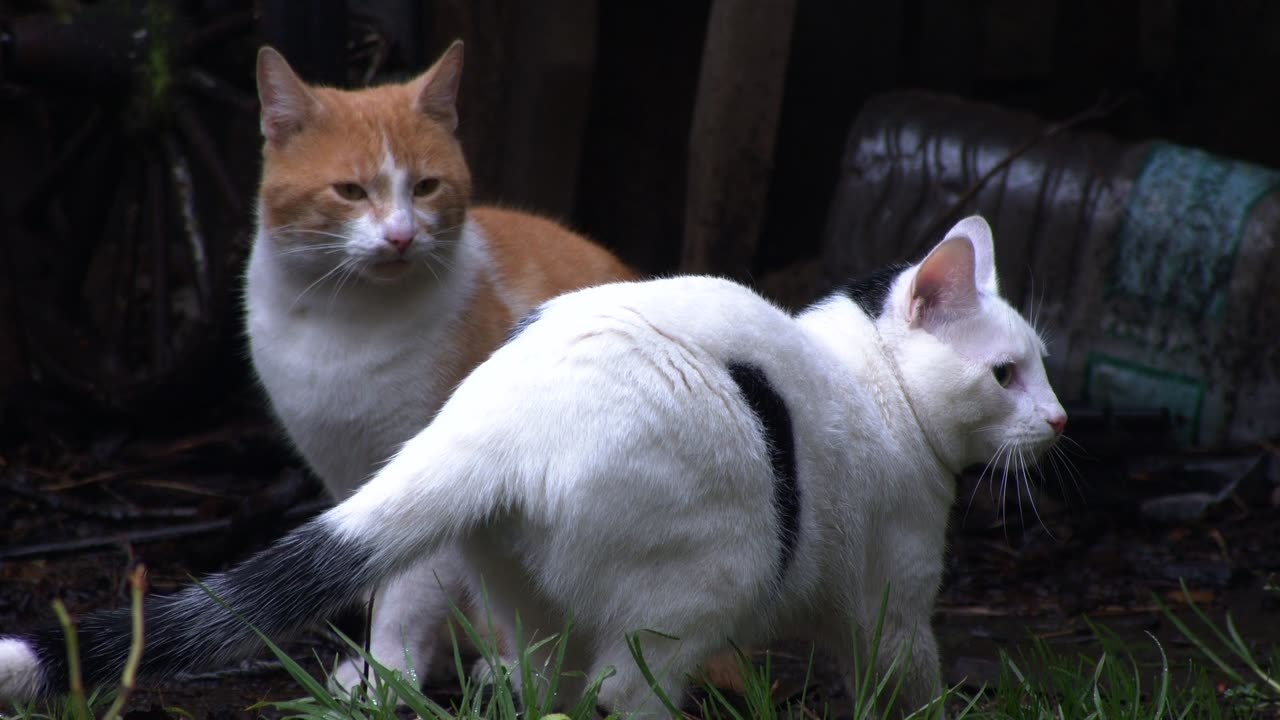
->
[1047, 412, 1067, 434]
[383, 228, 414, 253]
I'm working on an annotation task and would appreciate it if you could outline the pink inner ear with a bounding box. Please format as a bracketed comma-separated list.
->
[910, 236, 978, 326]
[257, 49, 314, 146]
[414, 42, 464, 131]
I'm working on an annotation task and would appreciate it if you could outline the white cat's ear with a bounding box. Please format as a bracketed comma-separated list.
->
[256, 46, 318, 147]
[908, 234, 979, 329]
[943, 215, 998, 295]
[412, 40, 464, 132]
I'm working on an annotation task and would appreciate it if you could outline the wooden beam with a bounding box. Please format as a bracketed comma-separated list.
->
[681, 0, 797, 280]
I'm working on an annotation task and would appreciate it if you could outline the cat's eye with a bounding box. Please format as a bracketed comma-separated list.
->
[992, 362, 1015, 388]
[414, 178, 441, 197]
[334, 183, 368, 201]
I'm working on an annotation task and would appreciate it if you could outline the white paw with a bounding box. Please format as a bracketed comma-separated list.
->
[328, 656, 371, 697]
[328, 649, 425, 707]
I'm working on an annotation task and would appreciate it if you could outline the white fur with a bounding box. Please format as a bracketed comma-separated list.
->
[0, 640, 39, 701]
[247, 196, 530, 689]
[312, 217, 1065, 716]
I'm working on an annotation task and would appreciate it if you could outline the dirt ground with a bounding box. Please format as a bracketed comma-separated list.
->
[2, 386, 1277, 718]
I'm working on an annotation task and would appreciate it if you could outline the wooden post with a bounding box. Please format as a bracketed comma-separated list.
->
[681, 0, 797, 280]
[498, 0, 598, 219]
[427, 0, 597, 219]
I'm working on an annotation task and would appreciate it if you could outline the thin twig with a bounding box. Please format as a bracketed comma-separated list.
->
[0, 499, 332, 560]
[3, 479, 199, 521]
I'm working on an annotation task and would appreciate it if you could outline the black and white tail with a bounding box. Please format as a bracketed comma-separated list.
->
[0, 519, 388, 700]
[0, 424, 499, 702]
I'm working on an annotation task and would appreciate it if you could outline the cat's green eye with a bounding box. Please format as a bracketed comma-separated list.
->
[334, 183, 368, 201]
[992, 362, 1015, 388]
[414, 178, 441, 197]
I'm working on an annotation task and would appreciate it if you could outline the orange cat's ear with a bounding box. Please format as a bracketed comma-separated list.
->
[411, 40, 464, 132]
[257, 46, 318, 147]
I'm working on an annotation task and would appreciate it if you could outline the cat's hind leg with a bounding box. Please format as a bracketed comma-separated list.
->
[814, 607, 943, 720]
[330, 546, 472, 695]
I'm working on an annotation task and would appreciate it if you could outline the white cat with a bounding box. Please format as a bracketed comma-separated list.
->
[0, 217, 1065, 716]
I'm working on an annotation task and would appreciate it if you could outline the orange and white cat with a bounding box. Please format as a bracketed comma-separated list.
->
[245, 41, 634, 688]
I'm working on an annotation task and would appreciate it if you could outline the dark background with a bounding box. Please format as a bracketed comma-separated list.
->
[2, 0, 1280, 427]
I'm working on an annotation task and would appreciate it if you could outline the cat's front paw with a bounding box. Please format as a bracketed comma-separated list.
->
[328, 654, 421, 706]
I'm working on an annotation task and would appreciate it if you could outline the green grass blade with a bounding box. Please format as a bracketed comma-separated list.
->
[1146, 632, 1170, 720]
[101, 566, 147, 720]
[1156, 591, 1244, 685]
[699, 676, 749, 720]
[625, 630, 684, 718]
[1222, 612, 1280, 696]
[49, 600, 89, 720]
[191, 578, 343, 711]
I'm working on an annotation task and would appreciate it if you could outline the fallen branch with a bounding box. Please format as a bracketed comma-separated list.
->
[4, 475, 200, 521]
[0, 499, 332, 560]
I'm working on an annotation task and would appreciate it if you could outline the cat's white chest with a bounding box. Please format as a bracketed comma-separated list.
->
[244, 245, 472, 498]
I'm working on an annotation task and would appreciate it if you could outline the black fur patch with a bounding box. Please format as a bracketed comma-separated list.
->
[727, 362, 800, 581]
[841, 262, 910, 317]
[502, 306, 544, 348]
[22, 519, 378, 696]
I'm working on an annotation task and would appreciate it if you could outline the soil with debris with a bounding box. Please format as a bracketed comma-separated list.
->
[2, 385, 1277, 719]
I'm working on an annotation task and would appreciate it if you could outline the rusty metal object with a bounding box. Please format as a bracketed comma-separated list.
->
[823, 91, 1280, 450]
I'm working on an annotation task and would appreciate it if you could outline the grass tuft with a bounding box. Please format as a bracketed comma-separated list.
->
[8, 576, 1280, 719]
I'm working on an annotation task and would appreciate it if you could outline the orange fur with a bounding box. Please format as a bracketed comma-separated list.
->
[256, 45, 635, 395]
[257, 58, 471, 249]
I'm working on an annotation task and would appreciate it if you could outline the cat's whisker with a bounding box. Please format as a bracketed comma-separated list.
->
[1055, 432, 1091, 459]
[327, 260, 361, 308]
[1025, 272, 1039, 331]
[997, 445, 1014, 533]
[275, 227, 360, 243]
[1012, 446, 1027, 532]
[966, 423, 1005, 436]
[1003, 444, 1019, 526]
[290, 259, 351, 310]
[1051, 439, 1089, 492]
[418, 256, 444, 285]
[1039, 325, 1056, 348]
[321, 261, 350, 308]
[986, 441, 1010, 504]
[1044, 445, 1075, 506]
[1021, 451, 1055, 540]
[1051, 443, 1087, 501]
[430, 221, 469, 237]
[964, 440, 1009, 524]
[1033, 286, 1041, 332]
[273, 243, 350, 257]
[423, 250, 458, 276]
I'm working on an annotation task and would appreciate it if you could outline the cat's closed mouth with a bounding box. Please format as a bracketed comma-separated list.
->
[369, 258, 412, 278]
